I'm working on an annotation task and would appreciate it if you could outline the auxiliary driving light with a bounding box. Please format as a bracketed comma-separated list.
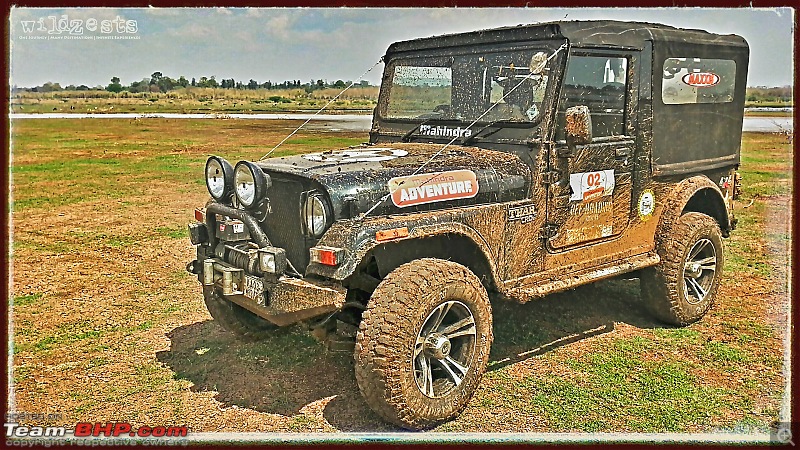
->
[258, 247, 287, 274]
[234, 161, 272, 208]
[205, 156, 235, 201]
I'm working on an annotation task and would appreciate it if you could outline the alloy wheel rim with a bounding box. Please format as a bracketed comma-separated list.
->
[683, 238, 717, 305]
[412, 300, 477, 398]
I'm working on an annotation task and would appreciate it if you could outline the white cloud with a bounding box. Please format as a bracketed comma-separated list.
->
[8, 7, 795, 88]
[245, 8, 263, 18]
[167, 22, 216, 39]
[144, 7, 183, 16]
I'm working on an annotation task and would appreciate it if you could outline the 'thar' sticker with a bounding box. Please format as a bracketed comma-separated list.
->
[389, 170, 478, 208]
[638, 189, 655, 220]
[508, 203, 537, 224]
[569, 169, 615, 202]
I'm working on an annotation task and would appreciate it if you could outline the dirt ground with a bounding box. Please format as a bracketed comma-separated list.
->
[7, 119, 791, 437]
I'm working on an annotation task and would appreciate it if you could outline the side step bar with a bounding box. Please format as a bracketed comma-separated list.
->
[505, 252, 660, 303]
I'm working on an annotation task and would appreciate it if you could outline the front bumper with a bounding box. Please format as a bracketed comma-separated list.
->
[190, 258, 346, 326]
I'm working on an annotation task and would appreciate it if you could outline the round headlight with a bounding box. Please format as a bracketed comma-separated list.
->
[303, 194, 329, 237]
[233, 161, 270, 208]
[205, 156, 234, 201]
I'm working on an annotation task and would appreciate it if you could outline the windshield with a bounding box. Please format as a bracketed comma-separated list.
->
[382, 47, 557, 124]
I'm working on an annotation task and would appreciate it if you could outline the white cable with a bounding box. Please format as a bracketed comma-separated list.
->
[360, 43, 567, 219]
[259, 57, 384, 160]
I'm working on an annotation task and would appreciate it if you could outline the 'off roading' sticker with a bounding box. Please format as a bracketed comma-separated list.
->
[388, 170, 478, 208]
[304, 148, 408, 163]
[569, 169, 615, 202]
[638, 189, 655, 221]
[563, 200, 614, 245]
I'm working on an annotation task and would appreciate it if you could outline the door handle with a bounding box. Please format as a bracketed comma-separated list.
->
[615, 147, 631, 158]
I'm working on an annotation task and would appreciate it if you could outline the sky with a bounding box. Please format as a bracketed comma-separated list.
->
[8, 7, 795, 89]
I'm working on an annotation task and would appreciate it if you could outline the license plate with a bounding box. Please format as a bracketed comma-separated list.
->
[243, 275, 265, 305]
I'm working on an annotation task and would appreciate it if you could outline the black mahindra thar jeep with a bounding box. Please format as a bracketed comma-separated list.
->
[187, 21, 748, 429]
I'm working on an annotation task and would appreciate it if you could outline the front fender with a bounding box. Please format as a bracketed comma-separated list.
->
[306, 205, 502, 286]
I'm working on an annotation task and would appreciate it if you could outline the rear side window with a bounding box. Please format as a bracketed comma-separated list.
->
[662, 58, 736, 104]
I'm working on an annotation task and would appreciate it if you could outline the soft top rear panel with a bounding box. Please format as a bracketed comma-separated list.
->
[650, 39, 749, 175]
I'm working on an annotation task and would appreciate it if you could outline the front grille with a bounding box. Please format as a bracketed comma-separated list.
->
[262, 177, 309, 271]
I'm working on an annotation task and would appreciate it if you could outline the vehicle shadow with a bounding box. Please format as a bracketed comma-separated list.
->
[155, 320, 396, 431]
[487, 277, 664, 371]
[156, 277, 665, 432]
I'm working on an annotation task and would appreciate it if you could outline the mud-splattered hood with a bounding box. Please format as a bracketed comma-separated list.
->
[255, 143, 532, 218]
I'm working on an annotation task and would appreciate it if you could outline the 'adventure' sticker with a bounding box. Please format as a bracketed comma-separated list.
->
[389, 170, 478, 208]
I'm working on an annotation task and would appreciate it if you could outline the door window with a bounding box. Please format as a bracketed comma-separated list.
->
[557, 55, 628, 139]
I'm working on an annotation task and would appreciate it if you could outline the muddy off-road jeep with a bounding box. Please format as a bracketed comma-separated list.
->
[186, 21, 748, 429]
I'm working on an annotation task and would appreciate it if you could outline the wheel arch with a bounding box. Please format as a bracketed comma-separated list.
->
[351, 230, 501, 295]
[682, 187, 731, 237]
[657, 175, 732, 240]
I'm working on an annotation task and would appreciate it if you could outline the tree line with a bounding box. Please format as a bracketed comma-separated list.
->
[745, 86, 792, 103]
[15, 72, 373, 94]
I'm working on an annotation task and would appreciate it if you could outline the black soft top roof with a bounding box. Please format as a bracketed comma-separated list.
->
[386, 20, 748, 54]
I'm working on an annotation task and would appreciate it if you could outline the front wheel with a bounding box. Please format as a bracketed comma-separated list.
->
[354, 258, 493, 430]
[203, 289, 280, 339]
[641, 212, 725, 326]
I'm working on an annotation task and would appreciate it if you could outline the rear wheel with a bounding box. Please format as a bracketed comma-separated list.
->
[641, 212, 724, 326]
[354, 258, 493, 430]
[203, 289, 280, 339]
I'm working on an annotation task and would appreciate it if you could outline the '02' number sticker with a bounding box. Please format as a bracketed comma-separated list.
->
[569, 169, 615, 202]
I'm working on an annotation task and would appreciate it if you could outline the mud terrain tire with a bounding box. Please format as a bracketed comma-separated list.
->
[354, 258, 493, 430]
[641, 212, 724, 326]
[204, 289, 280, 339]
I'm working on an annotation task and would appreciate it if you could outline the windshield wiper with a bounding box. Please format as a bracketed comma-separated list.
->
[461, 120, 507, 146]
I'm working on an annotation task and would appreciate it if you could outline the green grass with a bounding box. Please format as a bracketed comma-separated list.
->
[8, 120, 788, 433]
[11, 87, 379, 114]
[13, 293, 43, 306]
[234, 328, 321, 368]
[156, 226, 189, 239]
[33, 329, 104, 352]
[469, 324, 774, 432]
[524, 364, 725, 432]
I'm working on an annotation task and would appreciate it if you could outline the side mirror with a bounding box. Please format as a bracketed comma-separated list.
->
[565, 105, 592, 146]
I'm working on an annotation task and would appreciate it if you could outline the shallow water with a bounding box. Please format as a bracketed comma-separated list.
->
[8, 113, 792, 133]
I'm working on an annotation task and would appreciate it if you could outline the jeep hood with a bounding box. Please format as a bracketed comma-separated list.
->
[255, 143, 532, 218]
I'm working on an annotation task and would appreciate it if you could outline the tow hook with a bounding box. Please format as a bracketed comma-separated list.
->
[186, 260, 201, 275]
